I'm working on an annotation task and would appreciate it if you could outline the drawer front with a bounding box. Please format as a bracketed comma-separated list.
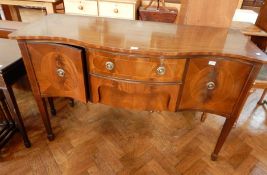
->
[88, 50, 186, 83]
[27, 43, 87, 103]
[90, 75, 180, 111]
[179, 57, 253, 116]
[98, 1, 135, 19]
[64, 0, 98, 16]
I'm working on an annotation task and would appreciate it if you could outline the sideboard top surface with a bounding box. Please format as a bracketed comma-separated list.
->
[9, 14, 267, 63]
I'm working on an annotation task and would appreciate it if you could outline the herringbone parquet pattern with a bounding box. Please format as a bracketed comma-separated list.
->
[0, 88, 267, 175]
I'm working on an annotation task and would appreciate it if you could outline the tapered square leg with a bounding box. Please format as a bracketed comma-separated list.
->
[257, 89, 267, 105]
[211, 117, 237, 161]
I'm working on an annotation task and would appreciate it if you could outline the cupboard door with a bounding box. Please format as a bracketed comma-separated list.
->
[179, 58, 253, 116]
[27, 43, 87, 103]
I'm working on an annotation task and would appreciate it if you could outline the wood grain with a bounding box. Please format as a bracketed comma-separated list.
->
[250, 2, 267, 51]
[18, 41, 55, 140]
[178, 0, 239, 28]
[179, 57, 254, 117]
[90, 75, 180, 111]
[88, 49, 186, 83]
[1, 5, 21, 21]
[1, 88, 267, 174]
[26, 42, 87, 103]
[8, 14, 267, 63]
[11, 14, 267, 159]
[255, 0, 267, 31]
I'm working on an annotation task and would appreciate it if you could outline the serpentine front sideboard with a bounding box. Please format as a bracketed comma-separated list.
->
[9, 14, 267, 160]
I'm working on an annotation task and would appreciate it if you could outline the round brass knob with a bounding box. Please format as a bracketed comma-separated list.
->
[105, 61, 114, 71]
[207, 82, 216, 90]
[156, 66, 166, 75]
[113, 8, 119, 13]
[56, 68, 65, 77]
[78, 5, 84, 10]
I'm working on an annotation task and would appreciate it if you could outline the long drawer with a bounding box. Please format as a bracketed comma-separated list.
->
[89, 75, 180, 111]
[88, 50, 186, 83]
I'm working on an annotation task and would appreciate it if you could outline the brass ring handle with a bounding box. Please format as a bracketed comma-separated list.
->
[156, 66, 166, 75]
[113, 8, 119, 13]
[56, 68, 65, 77]
[78, 5, 84, 10]
[207, 82, 216, 90]
[105, 61, 114, 71]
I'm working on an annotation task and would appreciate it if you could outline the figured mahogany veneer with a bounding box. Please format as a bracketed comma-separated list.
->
[88, 50, 186, 83]
[9, 14, 267, 161]
[179, 57, 254, 116]
[90, 75, 180, 111]
[26, 43, 87, 103]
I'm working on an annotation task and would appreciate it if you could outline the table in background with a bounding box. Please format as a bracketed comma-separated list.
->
[0, 38, 30, 148]
[0, 0, 62, 21]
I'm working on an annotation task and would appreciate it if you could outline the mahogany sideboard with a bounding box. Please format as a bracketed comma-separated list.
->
[9, 14, 267, 160]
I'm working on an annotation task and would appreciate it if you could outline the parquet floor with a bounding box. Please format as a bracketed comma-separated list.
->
[0, 87, 267, 175]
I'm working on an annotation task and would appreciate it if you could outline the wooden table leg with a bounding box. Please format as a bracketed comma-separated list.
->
[2, 5, 21, 21]
[211, 117, 237, 161]
[258, 89, 267, 105]
[2, 86, 31, 147]
[30, 93, 55, 141]
[200, 112, 207, 122]
[0, 90, 17, 148]
[44, 3, 56, 14]
[38, 97, 54, 140]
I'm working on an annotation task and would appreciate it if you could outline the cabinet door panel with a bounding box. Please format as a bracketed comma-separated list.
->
[179, 58, 253, 116]
[27, 43, 87, 103]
